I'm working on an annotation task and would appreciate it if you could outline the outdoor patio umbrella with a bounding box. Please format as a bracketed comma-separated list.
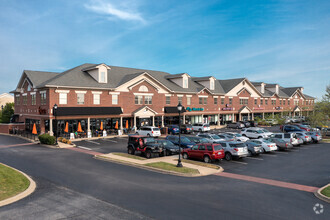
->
[77, 122, 83, 132]
[32, 123, 37, 135]
[64, 122, 69, 133]
[125, 120, 128, 129]
[115, 121, 118, 130]
[100, 121, 103, 130]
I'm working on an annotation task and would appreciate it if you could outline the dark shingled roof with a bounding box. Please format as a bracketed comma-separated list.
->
[218, 78, 245, 93]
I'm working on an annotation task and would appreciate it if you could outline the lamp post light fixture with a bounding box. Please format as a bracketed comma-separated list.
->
[53, 104, 58, 145]
[177, 102, 183, 168]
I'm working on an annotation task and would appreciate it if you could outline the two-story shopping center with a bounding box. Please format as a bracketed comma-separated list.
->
[10, 63, 315, 137]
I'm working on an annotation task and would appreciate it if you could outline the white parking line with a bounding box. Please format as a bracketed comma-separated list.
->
[245, 157, 263, 161]
[230, 161, 248, 165]
[85, 140, 100, 145]
[103, 139, 118, 143]
[261, 154, 277, 157]
[77, 146, 92, 151]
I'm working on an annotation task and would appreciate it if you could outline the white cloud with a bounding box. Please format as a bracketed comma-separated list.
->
[84, 0, 145, 23]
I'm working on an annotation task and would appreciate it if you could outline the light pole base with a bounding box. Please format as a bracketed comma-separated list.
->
[176, 161, 183, 167]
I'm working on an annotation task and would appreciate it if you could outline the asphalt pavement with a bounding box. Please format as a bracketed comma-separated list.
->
[0, 133, 329, 220]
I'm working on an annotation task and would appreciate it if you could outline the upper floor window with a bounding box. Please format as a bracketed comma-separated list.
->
[254, 99, 257, 105]
[100, 71, 106, 83]
[272, 100, 276, 105]
[283, 100, 286, 105]
[229, 98, 232, 105]
[22, 95, 27, 105]
[31, 94, 36, 105]
[145, 96, 152, 105]
[178, 96, 182, 104]
[214, 97, 218, 105]
[239, 99, 248, 105]
[260, 99, 263, 105]
[40, 92, 47, 105]
[93, 94, 100, 105]
[221, 98, 224, 105]
[59, 93, 67, 105]
[112, 94, 118, 105]
[16, 95, 20, 105]
[280, 100, 282, 105]
[77, 93, 85, 105]
[166, 96, 171, 105]
[199, 97, 207, 105]
[288, 100, 290, 105]
[183, 78, 188, 88]
[265, 99, 268, 105]
[187, 97, 191, 105]
[135, 95, 143, 105]
[199, 97, 203, 105]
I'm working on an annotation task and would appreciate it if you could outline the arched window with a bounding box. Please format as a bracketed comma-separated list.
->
[139, 85, 148, 92]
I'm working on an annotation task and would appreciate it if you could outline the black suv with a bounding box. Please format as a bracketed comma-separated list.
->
[127, 135, 163, 158]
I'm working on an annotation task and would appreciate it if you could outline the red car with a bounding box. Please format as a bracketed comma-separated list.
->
[295, 124, 310, 132]
[182, 143, 225, 163]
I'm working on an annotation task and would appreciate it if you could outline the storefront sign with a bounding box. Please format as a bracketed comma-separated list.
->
[186, 107, 204, 112]
[253, 107, 265, 110]
[275, 107, 282, 110]
[222, 107, 233, 111]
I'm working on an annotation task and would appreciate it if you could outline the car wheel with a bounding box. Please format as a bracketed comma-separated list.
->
[128, 146, 135, 155]
[147, 133, 151, 137]
[183, 153, 189, 159]
[248, 150, 253, 156]
[262, 147, 266, 153]
[136, 132, 139, 135]
[199, 129, 202, 132]
[258, 136, 262, 139]
[166, 150, 170, 156]
[225, 153, 232, 161]
[236, 126, 239, 129]
[242, 134, 247, 137]
[145, 150, 152, 159]
[204, 155, 211, 163]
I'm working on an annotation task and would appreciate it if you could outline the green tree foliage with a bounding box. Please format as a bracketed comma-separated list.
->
[1, 102, 14, 123]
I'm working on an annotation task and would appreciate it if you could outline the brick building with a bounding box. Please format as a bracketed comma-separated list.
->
[10, 63, 315, 137]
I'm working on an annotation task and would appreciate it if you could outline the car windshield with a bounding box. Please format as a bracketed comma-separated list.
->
[229, 143, 246, 148]
[160, 140, 175, 146]
[153, 128, 160, 131]
[262, 139, 272, 143]
[211, 134, 221, 139]
[180, 137, 191, 143]
[213, 145, 222, 151]
[144, 137, 155, 143]
[235, 133, 243, 137]
[256, 130, 264, 133]
[261, 129, 269, 132]
[199, 138, 209, 143]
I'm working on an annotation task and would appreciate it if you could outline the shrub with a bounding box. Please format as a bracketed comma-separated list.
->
[62, 138, 67, 143]
[38, 134, 56, 145]
[66, 140, 72, 145]
[58, 137, 63, 142]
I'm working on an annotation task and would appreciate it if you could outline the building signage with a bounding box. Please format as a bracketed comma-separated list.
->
[222, 107, 233, 111]
[186, 107, 204, 112]
[253, 107, 265, 110]
[275, 106, 282, 110]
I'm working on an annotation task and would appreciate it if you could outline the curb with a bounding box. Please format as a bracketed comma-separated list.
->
[94, 155, 222, 177]
[314, 184, 330, 203]
[0, 133, 38, 143]
[0, 163, 36, 207]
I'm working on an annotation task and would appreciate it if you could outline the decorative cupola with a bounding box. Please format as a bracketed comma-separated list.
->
[82, 63, 111, 83]
[165, 73, 190, 88]
[193, 76, 216, 90]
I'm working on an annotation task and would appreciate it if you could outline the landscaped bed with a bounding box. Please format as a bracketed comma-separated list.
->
[0, 164, 30, 201]
[321, 185, 330, 197]
[180, 159, 221, 170]
[112, 152, 147, 160]
[145, 162, 200, 174]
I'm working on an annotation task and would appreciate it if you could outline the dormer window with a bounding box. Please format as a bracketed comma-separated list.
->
[183, 78, 188, 88]
[100, 72, 106, 83]
[210, 80, 215, 90]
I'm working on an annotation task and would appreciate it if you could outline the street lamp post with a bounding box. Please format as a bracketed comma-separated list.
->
[177, 102, 183, 167]
[1, 105, 3, 111]
[53, 104, 58, 145]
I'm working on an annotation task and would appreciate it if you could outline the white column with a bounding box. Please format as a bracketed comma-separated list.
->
[49, 119, 53, 136]
[134, 115, 137, 131]
[161, 115, 164, 127]
[183, 114, 186, 124]
[152, 116, 155, 127]
[232, 113, 235, 122]
[217, 114, 220, 126]
[252, 113, 254, 121]
[87, 117, 91, 132]
[120, 117, 123, 130]
[262, 112, 265, 119]
[272, 112, 275, 118]
[248, 113, 250, 120]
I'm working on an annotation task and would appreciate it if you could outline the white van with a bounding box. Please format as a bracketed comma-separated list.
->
[192, 123, 210, 132]
[272, 133, 299, 146]
[136, 126, 161, 137]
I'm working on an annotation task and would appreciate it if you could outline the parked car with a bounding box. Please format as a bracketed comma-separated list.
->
[185, 136, 209, 144]
[165, 135, 195, 148]
[168, 125, 180, 135]
[246, 139, 277, 153]
[217, 133, 235, 141]
[182, 143, 225, 163]
[241, 128, 271, 139]
[290, 131, 312, 144]
[196, 133, 226, 143]
[226, 122, 245, 129]
[281, 125, 304, 133]
[263, 137, 293, 150]
[218, 141, 249, 161]
[225, 132, 250, 142]
[240, 121, 251, 128]
[293, 124, 311, 132]
[155, 139, 180, 156]
[136, 126, 161, 137]
[127, 135, 163, 158]
[192, 123, 210, 132]
[265, 119, 278, 125]
[245, 141, 263, 156]
[272, 132, 299, 146]
[180, 124, 194, 134]
[306, 131, 322, 143]
[248, 121, 258, 127]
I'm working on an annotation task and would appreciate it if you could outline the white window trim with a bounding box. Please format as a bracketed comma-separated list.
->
[39, 91, 46, 94]
[15, 94, 20, 97]
[177, 94, 184, 97]
[213, 96, 218, 98]
[30, 92, 36, 95]
[165, 94, 172, 97]
[239, 97, 249, 99]
[186, 95, 192, 97]
[22, 93, 27, 96]
[109, 92, 120, 95]
[55, 89, 70, 93]
[134, 93, 154, 96]
[198, 95, 208, 98]
[75, 90, 87, 94]
[92, 91, 103, 95]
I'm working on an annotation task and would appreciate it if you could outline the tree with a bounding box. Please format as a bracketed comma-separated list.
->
[1, 102, 14, 123]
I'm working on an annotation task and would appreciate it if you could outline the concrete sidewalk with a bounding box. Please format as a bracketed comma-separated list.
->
[98, 153, 223, 176]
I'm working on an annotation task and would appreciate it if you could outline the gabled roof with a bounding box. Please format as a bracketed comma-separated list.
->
[251, 82, 264, 86]
[280, 87, 302, 97]
[164, 73, 190, 79]
[192, 76, 215, 81]
[218, 78, 246, 93]
[304, 94, 315, 99]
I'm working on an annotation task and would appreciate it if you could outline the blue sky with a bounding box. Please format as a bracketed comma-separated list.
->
[0, 0, 329, 99]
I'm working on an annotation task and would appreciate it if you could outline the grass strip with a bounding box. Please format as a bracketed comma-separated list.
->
[0, 164, 30, 201]
[321, 139, 330, 143]
[112, 152, 147, 160]
[180, 159, 220, 170]
[145, 162, 199, 174]
[321, 185, 330, 197]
